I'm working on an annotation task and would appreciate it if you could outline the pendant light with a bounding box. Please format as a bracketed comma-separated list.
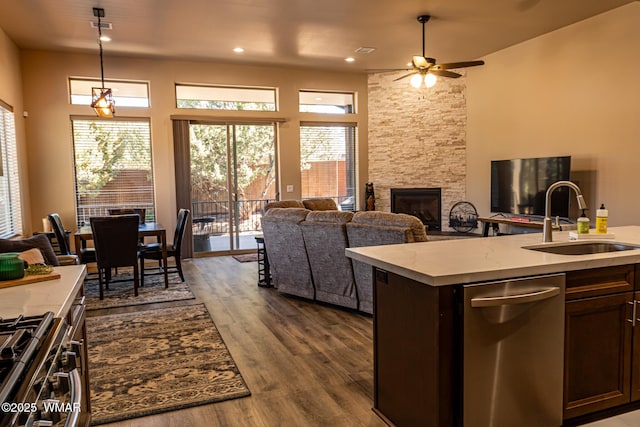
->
[90, 7, 115, 118]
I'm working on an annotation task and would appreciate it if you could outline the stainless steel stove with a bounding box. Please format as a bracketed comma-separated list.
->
[0, 311, 85, 427]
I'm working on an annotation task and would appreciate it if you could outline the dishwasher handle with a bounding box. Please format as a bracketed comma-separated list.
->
[471, 286, 561, 308]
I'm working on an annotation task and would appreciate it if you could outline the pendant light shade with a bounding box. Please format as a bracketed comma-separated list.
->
[90, 8, 115, 118]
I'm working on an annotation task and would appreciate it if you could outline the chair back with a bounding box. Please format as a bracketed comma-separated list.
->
[47, 213, 71, 255]
[90, 215, 140, 268]
[108, 208, 146, 224]
[173, 209, 191, 253]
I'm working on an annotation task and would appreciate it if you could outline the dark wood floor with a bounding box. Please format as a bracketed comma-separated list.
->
[90, 256, 385, 427]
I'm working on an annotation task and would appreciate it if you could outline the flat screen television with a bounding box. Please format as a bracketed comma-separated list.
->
[491, 156, 571, 218]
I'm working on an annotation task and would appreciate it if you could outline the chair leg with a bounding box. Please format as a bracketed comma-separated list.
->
[133, 263, 139, 297]
[175, 257, 185, 282]
[139, 256, 145, 288]
[98, 267, 104, 300]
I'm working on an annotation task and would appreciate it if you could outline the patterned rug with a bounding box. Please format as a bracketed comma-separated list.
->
[84, 271, 195, 311]
[232, 253, 259, 263]
[87, 304, 251, 425]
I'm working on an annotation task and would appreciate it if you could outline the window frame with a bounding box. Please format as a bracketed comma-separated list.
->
[175, 83, 278, 111]
[70, 116, 156, 227]
[69, 78, 150, 108]
[0, 99, 22, 238]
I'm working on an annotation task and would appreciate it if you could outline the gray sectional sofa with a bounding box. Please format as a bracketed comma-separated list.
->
[261, 205, 428, 314]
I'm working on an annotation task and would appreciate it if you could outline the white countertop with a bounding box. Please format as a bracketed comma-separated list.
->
[0, 265, 86, 318]
[345, 226, 640, 286]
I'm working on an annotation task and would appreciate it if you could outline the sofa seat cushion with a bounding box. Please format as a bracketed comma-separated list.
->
[351, 211, 428, 242]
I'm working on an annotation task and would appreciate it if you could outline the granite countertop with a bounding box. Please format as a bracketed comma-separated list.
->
[345, 226, 640, 286]
[0, 264, 86, 318]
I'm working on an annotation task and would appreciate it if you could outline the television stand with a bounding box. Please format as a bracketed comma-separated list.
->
[478, 216, 569, 237]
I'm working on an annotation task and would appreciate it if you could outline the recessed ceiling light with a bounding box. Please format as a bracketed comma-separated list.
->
[345, 57, 355, 63]
[233, 47, 244, 53]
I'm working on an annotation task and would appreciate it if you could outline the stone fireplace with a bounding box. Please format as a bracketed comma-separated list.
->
[391, 188, 442, 232]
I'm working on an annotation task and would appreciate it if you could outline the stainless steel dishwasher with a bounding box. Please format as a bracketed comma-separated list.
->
[463, 273, 565, 427]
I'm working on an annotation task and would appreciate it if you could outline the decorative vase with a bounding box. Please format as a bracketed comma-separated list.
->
[0, 252, 25, 280]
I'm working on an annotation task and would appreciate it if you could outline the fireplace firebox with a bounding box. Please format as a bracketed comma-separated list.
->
[391, 188, 441, 231]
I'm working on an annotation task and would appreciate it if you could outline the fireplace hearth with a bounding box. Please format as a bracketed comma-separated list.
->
[391, 188, 441, 231]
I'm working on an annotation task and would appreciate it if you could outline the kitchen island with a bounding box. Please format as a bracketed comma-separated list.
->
[346, 226, 640, 427]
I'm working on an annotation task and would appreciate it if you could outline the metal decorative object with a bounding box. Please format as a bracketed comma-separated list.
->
[449, 201, 478, 233]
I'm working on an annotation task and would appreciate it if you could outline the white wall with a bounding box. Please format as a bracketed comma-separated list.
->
[0, 27, 32, 234]
[18, 51, 368, 238]
[467, 3, 640, 226]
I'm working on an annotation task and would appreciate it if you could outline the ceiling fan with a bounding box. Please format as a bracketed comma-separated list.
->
[376, 15, 485, 88]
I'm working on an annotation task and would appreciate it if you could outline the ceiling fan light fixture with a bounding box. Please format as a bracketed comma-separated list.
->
[425, 73, 437, 88]
[410, 74, 423, 88]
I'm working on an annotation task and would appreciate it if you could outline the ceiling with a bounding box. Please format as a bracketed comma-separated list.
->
[0, 0, 635, 73]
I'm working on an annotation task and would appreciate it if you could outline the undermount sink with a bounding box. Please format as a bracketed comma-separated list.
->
[523, 241, 640, 255]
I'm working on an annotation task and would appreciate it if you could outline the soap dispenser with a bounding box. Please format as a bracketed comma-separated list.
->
[596, 204, 608, 234]
[577, 209, 590, 234]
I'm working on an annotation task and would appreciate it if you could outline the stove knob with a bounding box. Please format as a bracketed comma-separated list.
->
[62, 350, 78, 370]
[51, 372, 70, 394]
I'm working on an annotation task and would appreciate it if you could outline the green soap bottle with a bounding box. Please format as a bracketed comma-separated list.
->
[577, 209, 590, 234]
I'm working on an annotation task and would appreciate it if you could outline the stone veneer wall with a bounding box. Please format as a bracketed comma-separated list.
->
[367, 71, 468, 232]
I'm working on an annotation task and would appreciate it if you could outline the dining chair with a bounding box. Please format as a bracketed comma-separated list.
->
[108, 208, 146, 224]
[90, 215, 141, 300]
[47, 213, 85, 265]
[139, 208, 190, 286]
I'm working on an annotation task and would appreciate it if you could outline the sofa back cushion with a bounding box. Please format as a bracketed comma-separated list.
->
[261, 208, 315, 299]
[302, 198, 338, 211]
[304, 210, 353, 224]
[0, 234, 60, 266]
[350, 211, 428, 242]
[264, 200, 304, 211]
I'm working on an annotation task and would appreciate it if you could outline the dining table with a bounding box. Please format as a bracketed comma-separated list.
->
[73, 221, 169, 287]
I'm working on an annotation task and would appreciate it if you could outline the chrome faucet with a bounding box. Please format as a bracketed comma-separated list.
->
[543, 180, 588, 242]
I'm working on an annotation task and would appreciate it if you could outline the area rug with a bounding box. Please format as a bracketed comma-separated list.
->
[87, 303, 251, 425]
[232, 253, 259, 263]
[84, 271, 195, 311]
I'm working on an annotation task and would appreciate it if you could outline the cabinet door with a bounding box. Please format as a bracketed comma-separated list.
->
[564, 292, 633, 419]
[631, 292, 640, 401]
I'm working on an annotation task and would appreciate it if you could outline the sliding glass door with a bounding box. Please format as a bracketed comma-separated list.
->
[189, 122, 276, 254]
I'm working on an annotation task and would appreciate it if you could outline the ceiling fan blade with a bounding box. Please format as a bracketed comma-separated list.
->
[393, 71, 418, 82]
[367, 68, 411, 73]
[432, 60, 485, 71]
[429, 70, 462, 79]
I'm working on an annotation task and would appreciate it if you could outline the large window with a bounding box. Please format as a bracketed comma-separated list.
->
[176, 84, 277, 111]
[300, 123, 357, 211]
[0, 100, 22, 237]
[71, 118, 155, 226]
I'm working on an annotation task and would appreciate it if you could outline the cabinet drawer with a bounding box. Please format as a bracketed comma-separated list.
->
[566, 265, 636, 301]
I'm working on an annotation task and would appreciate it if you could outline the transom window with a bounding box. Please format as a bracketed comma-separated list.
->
[299, 91, 355, 114]
[71, 118, 156, 226]
[175, 84, 277, 111]
[69, 78, 150, 107]
[0, 100, 22, 237]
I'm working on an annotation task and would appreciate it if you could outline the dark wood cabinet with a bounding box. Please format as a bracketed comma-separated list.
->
[563, 265, 638, 420]
[373, 268, 457, 427]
